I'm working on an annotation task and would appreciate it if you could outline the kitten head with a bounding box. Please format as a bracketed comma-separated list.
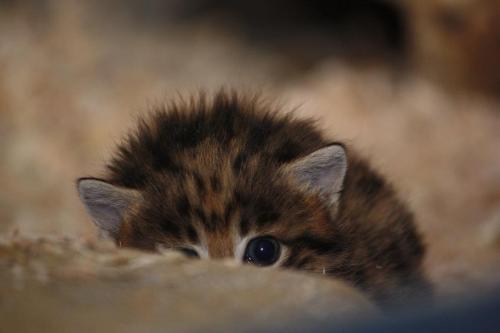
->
[78, 143, 346, 258]
[77, 93, 430, 305]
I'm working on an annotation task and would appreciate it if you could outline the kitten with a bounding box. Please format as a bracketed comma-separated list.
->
[77, 91, 431, 306]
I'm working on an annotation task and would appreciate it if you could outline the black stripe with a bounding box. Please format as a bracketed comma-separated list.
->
[284, 234, 345, 255]
[274, 140, 302, 163]
[224, 200, 236, 224]
[193, 173, 206, 195]
[210, 174, 221, 193]
[232, 152, 248, 173]
[159, 219, 181, 238]
[358, 173, 384, 196]
[205, 211, 220, 232]
[194, 207, 207, 223]
[239, 215, 251, 236]
[185, 224, 199, 243]
[176, 195, 191, 218]
[255, 200, 281, 227]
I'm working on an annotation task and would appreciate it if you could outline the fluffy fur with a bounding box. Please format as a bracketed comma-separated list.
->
[78, 91, 431, 306]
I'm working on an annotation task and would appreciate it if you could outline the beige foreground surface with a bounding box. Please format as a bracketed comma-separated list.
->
[0, 236, 376, 333]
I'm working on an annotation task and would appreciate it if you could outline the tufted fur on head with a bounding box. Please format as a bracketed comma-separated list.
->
[78, 91, 431, 306]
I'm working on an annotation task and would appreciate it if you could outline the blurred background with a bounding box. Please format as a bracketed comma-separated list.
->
[0, 0, 499, 302]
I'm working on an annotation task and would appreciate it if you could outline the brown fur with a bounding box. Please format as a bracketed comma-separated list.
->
[80, 91, 431, 306]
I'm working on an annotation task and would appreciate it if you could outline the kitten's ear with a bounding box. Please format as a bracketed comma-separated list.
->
[77, 178, 141, 237]
[285, 144, 347, 207]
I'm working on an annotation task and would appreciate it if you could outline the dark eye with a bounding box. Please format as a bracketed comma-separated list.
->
[244, 237, 281, 266]
[178, 247, 200, 259]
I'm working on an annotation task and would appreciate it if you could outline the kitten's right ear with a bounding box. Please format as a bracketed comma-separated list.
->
[283, 144, 347, 208]
[77, 178, 141, 237]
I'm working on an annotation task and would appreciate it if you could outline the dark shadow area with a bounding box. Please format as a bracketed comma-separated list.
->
[109, 0, 408, 68]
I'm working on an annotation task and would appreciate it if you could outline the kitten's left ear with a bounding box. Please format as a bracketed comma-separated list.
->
[284, 144, 347, 207]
